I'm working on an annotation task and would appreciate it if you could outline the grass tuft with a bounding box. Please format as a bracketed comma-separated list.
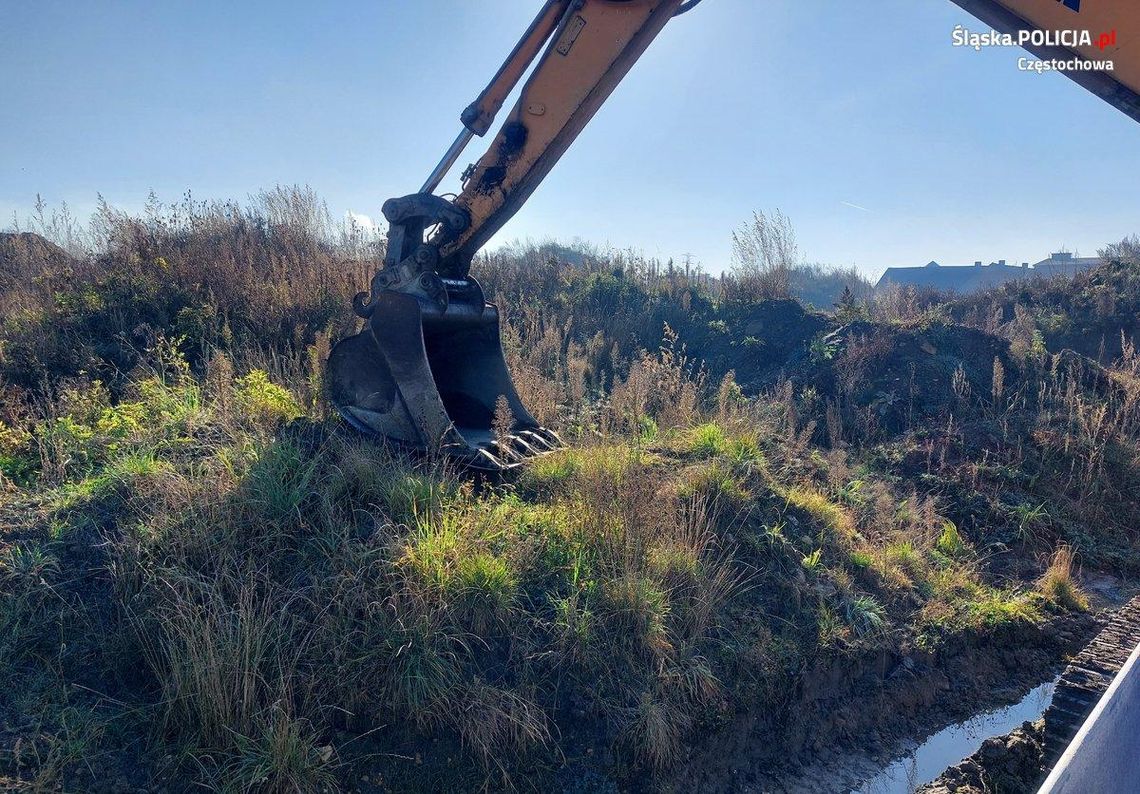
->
[783, 486, 855, 538]
[685, 423, 727, 457]
[936, 520, 967, 557]
[1038, 545, 1089, 611]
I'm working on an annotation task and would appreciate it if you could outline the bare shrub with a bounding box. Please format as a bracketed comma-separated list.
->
[991, 356, 1005, 408]
[826, 398, 844, 448]
[493, 394, 514, 448]
[724, 209, 798, 301]
[1099, 234, 1140, 261]
[608, 324, 705, 434]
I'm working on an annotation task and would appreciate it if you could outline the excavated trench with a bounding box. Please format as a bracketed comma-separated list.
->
[914, 593, 1140, 794]
[692, 593, 1140, 794]
[853, 677, 1057, 793]
[671, 610, 1102, 794]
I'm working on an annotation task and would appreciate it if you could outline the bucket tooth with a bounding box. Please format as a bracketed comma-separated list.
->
[491, 441, 525, 465]
[518, 429, 556, 452]
[540, 428, 564, 445]
[475, 448, 507, 470]
[506, 434, 541, 457]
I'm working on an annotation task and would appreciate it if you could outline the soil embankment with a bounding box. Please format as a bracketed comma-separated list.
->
[919, 594, 1140, 794]
[672, 611, 1099, 793]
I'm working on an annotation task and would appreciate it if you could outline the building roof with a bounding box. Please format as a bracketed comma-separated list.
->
[1031, 252, 1101, 272]
[876, 253, 1100, 293]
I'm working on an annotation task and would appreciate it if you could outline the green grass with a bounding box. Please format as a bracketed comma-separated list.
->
[801, 548, 824, 573]
[3, 216, 1139, 790]
[243, 439, 321, 527]
[783, 485, 855, 539]
[456, 552, 517, 627]
[935, 520, 967, 557]
[0, 355, 1122, 791]
[402, 519, 463, 590]
[844, 595, 888, 638]
[686, 423, 728, 457]
[235, 369, 303, 422]
[521, 448, 582, 491]
[602, 575, 671, 654]
[680, 460, 749, 507]
[224, 708, 335, 794]
[965, 591, 1042, 627]
[1039, 546, 1089, 612]
[0, 544, 59, 585]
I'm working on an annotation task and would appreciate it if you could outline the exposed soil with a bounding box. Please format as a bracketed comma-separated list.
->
[918, 721, 1046, 794]
[788, 321, 1018, 436]
[668, 610, 1101, 793]
[0, 231, 75, 291]
[702, 299, 832, 390]
[918, 593, 1140, 794]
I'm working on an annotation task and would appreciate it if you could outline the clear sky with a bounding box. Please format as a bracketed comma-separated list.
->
[2, 0, 1137, 277]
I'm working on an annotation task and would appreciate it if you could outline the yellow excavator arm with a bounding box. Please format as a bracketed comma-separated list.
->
[371, 0, 690, 289]
[328, 0, 1134, 471]
[329, 0, 693, 470]
[445, 0, 691, 271]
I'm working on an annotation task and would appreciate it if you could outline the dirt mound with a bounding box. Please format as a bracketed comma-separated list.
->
[0, 231, 75, 290]
[696, 298, 832, 390]
[950, 254, 1140, 363]
[788, 320, 1018, 437]
[675, 613, 1098, 794]
[920, 597, 1140, 793]
[919, 722, 1045, 794]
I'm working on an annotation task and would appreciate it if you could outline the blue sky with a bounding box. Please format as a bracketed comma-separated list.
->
[2, 0, 1137, 277]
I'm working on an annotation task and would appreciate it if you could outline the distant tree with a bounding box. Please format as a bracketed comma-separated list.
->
[835, 285, 857, 320]
[790, 263, 874, 310]
[1100, 234, 1139, 261]
[833, 283, 871, 322]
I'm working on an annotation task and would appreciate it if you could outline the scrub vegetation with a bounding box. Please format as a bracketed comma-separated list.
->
[1, 191, 1136, 791]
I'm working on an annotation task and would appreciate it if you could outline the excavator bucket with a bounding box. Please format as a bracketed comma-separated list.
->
[325, 0, 690, 469]
[327, 277, 561, 470]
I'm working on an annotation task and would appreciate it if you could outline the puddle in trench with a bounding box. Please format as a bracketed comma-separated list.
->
[851, 677, 1058, 794]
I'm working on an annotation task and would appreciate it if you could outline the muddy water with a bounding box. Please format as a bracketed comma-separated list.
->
[851, 678, 1058, 794]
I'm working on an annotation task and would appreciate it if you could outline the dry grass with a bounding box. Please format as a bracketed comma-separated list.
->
[725, 209, 796, 302]
[2, 196, 1138, 791]
[1038, 545, 1089, 612]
